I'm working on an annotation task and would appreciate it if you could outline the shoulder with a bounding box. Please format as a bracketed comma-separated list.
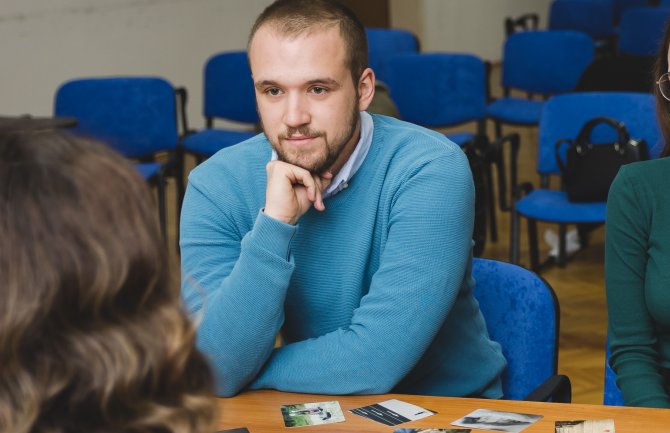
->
[611, 157, 670, 197]
[370, 114, 468, 172]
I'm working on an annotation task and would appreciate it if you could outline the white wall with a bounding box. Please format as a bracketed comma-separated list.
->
[2, 0, 552, 123]
[0, 0, 272, 126]
[392, 0, 553, 62]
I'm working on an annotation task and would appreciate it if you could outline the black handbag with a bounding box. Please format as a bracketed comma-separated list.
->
[555, 116, 649, 202]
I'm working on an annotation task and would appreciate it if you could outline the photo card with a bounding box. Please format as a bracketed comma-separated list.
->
[451, 408, 542, 433]
[555, 419, 615, 433]
[280, 401, 345, 428]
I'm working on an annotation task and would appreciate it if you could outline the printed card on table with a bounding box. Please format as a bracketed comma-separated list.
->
[555, 419, 615, 433]
[451, 408, 542, 433]
[394, 429, 471, 433]
[280, 401, 345, 428]
[350, 399, 436, 426]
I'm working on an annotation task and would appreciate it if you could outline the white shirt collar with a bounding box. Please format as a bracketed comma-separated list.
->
[270, 111, 374, 199]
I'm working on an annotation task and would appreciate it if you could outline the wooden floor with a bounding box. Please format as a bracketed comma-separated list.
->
[165, 66, 608, 405]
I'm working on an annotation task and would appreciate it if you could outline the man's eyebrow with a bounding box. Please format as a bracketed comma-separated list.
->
[306, 78, 342, 88]
[254, 80, 278, 89]
[254, 78, 342, 89]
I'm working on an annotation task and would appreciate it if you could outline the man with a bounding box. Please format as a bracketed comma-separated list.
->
[180, 0, 506, 398]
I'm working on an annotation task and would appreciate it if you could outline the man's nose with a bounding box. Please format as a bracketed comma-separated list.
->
[283, 93, 310, 128]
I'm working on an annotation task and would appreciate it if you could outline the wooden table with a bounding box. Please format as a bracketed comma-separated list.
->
[218, 390, 670, 432]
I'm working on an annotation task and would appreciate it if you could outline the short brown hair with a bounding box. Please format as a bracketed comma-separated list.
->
[248, 0, 368, 87]
[0, 131, 216, 433]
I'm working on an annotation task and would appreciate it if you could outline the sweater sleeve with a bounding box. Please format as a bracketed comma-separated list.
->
[180, 179, 297, 397]
[605, 167, 670, 408]
[248, 151, 475, 394]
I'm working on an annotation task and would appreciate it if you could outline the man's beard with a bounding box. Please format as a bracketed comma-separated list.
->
[264, 102, 360, 174]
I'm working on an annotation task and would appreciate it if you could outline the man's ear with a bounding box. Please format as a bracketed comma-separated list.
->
[357, 67, 376, 111]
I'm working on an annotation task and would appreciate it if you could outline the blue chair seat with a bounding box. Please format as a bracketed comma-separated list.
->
[487, 98, 544, 125]
[134, 162, 162, 181]
[182, 129, 257, 157]
[516, 189, 606, 223]
[444, 132, 475, 148]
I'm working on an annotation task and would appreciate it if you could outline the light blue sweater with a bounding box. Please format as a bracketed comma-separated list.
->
[180, 114, 506, 397]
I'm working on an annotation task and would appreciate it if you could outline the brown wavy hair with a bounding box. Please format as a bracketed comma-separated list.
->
[654, 14, 670, 157]
[0, 131, 217, 433]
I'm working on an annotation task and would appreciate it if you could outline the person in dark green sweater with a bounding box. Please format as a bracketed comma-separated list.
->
[605, 16, 670, 408]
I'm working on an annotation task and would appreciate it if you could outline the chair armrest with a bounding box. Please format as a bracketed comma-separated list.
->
[524, 374, 572, 403]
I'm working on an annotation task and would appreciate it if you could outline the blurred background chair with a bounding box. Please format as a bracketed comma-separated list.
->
[504, 13, 540, 37]
[487, 30, 595, 139]
[575, 5, 666, 93]
[548, 0, 617, 54]
[603, 337, 625, 406]
[618, 6, 670, 57]
[509, 92, 661, 271]
[472, 258, 571, 402]
[54, 76, 181, 240]
[385, 52, 520, 255]
[365, 27, 419, 84]
[180, 51, 259, 164]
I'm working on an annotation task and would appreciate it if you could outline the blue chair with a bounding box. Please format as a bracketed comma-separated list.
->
[472, 258, 571, 402]
[604, 337, 625, 406]
[487, 30, 594, 139]
[384, 52, 521, 253]
[54, 76, 181, 239]
[549, 0, 617, 52]
[365, 28, 419, 84]
[618, 6, 670, 57]
[180, 51, 259, 162]
[509, 92, 661, 271]
[613, 0, 653, 24]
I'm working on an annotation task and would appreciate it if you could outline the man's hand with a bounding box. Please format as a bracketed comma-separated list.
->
[264, 161, 333, 225]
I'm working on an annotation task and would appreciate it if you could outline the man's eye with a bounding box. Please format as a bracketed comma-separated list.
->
[311, 86, 327, 95]
[266, 88, 282, 96]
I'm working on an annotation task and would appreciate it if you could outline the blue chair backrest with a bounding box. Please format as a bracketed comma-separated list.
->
[54, 77, 178, 159]
[549, 0, 616, 39]
[604, 336, 625, 406]
[502, 31, 594, 95]
[384, 52, 486, 127]
[472, 258, 559, 400]
[662, 0, 670, 7]
[614, 0, 652, 24]
[366, 28, 419, 83]
[537, 92, 660, 175]
[618, 7, 670, 56]
[204, 51, 259, 124]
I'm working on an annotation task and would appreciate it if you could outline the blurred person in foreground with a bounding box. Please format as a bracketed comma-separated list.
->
[0, 130, 217, 433]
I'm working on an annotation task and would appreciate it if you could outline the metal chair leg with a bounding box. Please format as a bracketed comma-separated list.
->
[557, 224, 567, 268]
[156, 172, 167, 241]
[528, 219, 540, 272]
[510, 207, 520, 264]
[486, 164, 498, 243]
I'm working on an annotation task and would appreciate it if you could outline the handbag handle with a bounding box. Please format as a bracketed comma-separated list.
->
[574, 116, 630, 154]
[554, 138, 573, 175]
